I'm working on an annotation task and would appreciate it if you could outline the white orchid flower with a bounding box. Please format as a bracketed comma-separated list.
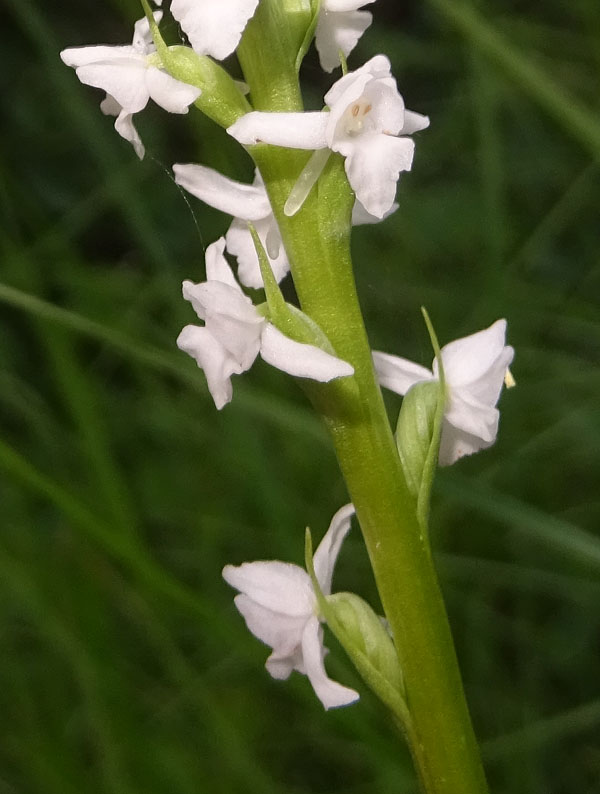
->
[60, 14, 201, 159]
[374, 320, 515, 466]
[174, 164, 289, 289]
[170, 0, 259, 61]
[315, 0, 375, 73]
[223, 503, 360, 709]
[228, 55, 429, 219]
[173, 162, 397, 288]
[177, 238, 354, 408]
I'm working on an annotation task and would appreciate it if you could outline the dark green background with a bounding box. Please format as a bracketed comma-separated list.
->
[1, 0, 599, 792]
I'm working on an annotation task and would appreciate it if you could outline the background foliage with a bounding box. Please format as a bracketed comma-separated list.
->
[1, 0, 599, 792]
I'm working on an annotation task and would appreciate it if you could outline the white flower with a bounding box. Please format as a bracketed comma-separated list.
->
[228, 55, 429, 218]
[223, 504, 359, 709]
[60, 14, 201, 159]
[171, 0, 259, 61]
[177, 238, 354, 408]
[316, 0, 375, 73]
[173, 164, 289, 289]
[373, 320, 515, 466]
[173, 162, 396, 288]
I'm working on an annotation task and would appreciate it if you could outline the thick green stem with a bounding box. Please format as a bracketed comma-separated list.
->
[237, 5, 489, 793]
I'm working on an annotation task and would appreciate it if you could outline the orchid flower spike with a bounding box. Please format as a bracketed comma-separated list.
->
[173, 164, 289, 289]
[223, 504, 360, 709]
[316, 0, 375, 73]
[228, 55, 429, 219]
[374, 320, 515, 466]
[177, 238, 354, 408]
[60, 14, 201, 159]
[171, 0, 259, 61]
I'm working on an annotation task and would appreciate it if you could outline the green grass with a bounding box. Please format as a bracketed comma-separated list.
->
[1, 0, 599, 792]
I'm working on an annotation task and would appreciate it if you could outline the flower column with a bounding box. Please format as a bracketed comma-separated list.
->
[236, 3, 489, 794]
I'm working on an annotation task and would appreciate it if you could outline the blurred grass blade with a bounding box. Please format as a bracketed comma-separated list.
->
[440, 473, 600, 574]
[428, 0, 600, 159]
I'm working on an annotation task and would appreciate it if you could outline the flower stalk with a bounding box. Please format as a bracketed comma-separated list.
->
[237, 4, 489, 793]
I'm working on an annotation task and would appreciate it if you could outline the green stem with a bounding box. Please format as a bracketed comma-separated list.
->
[237, 5, 489, 793]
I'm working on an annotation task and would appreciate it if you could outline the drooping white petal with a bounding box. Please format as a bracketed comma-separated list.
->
[265, 648, 304, 680]
[171, 0, 259, 60]
[301, 617, 360, 709]
[113, 108, 145, 159]
[343, 133, 415, 218]
[176, 324, 241, 409]
[464, 346, 514, 407]
[260, 324, 354, 382]
[74, 58, 150, 113]
[233, 594, 308, 657]
[145, 66, 201, 113]
[351, 199, 398, 225]
[173, 163, 272, 221]
[312, 503, 355, 596]
[436, 319, 512, 388]
[372, 351, 432, 395]
[315, 9, 373, 73]
[226, 216, 290, 288]
[204, 237, 241, 290]
[223, 561, 315, 616]
[438, 420, 494, 467]
[228, 112, 329, 150]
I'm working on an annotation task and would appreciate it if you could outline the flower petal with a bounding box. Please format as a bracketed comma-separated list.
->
[228, 112, 329, 150]
[132, 13, 161, 50]
[437, 319, 511, 388]
[400, 110, 430, 135]
[343, 133, 415, 218]
[113, 108, 145, 159]
[171, 0, 259, 60]
[60, 45, 136, 68]
[232, 594, 307, 658]
[372, 351, 432, 395]
[301, 617, 360, 709]
[312, 503, 355, 596]
[223, 561, 315, 616]
[445, 390, 499, 445]
[260, 324, 354, 382]
[176, 325, 240, 409]
[184, 280, 258, 325]
[438, 419, 495, 467]
[75, 58, 150, 113]
[203, 237, 241, 290]
[173, 164, 272, 221]
[145, 66, 201, 113]
[351, 199, 398, 225]
[315, 10, 373, 73]
[265, 647, 305, 680]
[324, 54, 392, 108]
[226, 217, 290, 289]
[465, 346, 514, 407]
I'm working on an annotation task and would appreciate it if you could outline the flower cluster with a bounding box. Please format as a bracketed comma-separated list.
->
[61, 1, 516, 713]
